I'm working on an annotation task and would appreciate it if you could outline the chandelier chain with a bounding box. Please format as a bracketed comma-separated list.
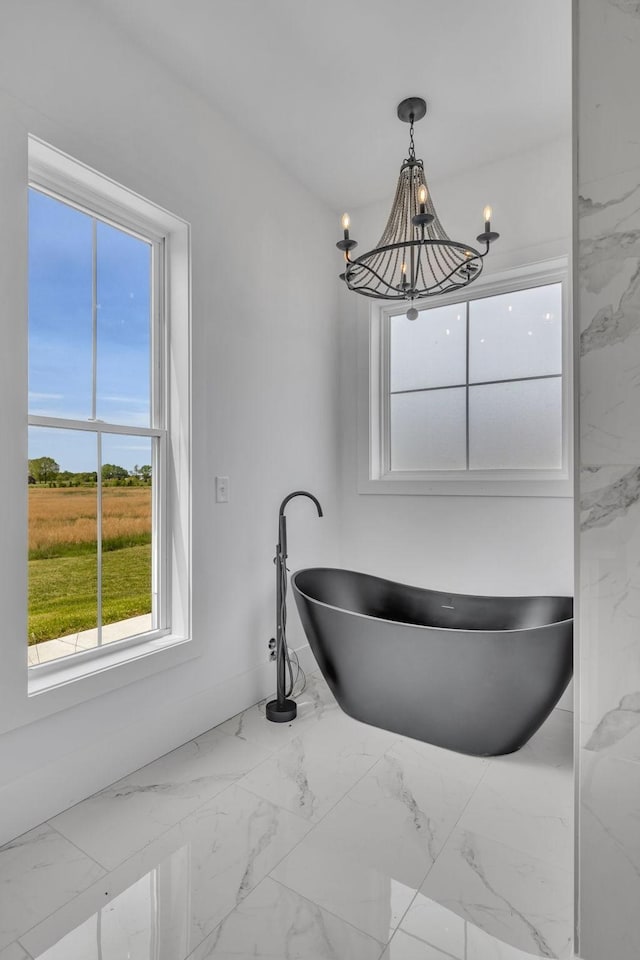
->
[408, 117, 416, 162]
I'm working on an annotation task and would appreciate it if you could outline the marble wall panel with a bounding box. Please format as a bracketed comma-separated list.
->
[578, 0, 640, 185]
[578, 751, 640, 960]
[579, 463, 640, 751]
[578, 2, 640, 958]
[579, 171, 640, 463]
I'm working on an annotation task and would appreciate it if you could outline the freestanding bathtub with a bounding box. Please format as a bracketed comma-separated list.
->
[292, 568, 573, 756]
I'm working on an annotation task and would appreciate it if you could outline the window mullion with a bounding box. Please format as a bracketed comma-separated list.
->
[151, 239, 164, 432]
[151, 239, 165, 632]
[465, 300, 470, 471]
[92, 218, 97, 422]
[93, 216, 102, 645]
[96, 432, 103, 645]
[383, 311, 392, 476]
[153, 435, 164, 631]
[27, 415, 163, 438]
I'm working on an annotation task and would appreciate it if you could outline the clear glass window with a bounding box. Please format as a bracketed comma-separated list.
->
[28, 187, 162, 667]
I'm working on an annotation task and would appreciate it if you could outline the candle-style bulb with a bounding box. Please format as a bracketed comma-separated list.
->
[336, 210, 358, 254]
[401, 262, 407, 275]
[418, 185, 428, 206]
[475, 204, 499, 247]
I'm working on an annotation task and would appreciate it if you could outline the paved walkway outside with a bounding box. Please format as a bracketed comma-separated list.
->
[27, 614, 154, 666]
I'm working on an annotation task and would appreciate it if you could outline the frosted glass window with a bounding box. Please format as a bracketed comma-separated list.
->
[469, 378, 562, 470]
[390, 304, 466, 391]
[469, 283, 562, 383]
[391, 388, 466, 471]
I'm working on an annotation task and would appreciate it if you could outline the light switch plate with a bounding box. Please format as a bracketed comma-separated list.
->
[215, 476, 229, 503]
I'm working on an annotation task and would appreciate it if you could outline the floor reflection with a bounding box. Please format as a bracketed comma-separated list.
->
[0, 673, 573, 960]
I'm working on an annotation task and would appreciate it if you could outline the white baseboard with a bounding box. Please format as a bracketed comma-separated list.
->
[0, 644, 319, 847]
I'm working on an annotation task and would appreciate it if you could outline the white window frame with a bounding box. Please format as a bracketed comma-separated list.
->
[359, 258, 572, 498]
[22, 136, 192, 708]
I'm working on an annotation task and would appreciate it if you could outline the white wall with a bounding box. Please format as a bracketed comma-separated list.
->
[338, 139, 574, 623]
[0, 0, 341, 844]
[0, 3, 575, 845]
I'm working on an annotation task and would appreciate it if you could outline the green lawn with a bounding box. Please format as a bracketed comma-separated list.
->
[28, 543, 152, 644]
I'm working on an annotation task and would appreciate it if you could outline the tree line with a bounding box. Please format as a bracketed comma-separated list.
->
[29, 456, 152, 486]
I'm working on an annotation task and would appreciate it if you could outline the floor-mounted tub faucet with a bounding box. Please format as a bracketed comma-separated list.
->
[266, 491, 323, 723]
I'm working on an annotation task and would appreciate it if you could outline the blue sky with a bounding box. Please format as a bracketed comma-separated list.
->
[28, 189, 152, 473]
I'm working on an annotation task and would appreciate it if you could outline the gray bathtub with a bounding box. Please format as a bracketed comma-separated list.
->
[292, 567, 573, 756]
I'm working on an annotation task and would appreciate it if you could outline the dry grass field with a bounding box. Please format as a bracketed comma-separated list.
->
[29, 485, 151, 557]
[28, 485, 152, 643]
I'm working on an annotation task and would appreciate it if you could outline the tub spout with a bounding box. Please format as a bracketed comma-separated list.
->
[278, 491, 323, 560]
[279, 490, 323, 521]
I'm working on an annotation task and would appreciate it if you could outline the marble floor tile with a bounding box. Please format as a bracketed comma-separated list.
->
[383, 734, 490, 785]
[0, 823, 104, 950]
[176, 784, 312, 945]
[23, 785, 312, 960]
[419, 828, 573, 959]
[185, 876, 384, 960]
[299, 738, 486, 891]
[237, 708, 398, 822]
[394, 892, 557, 960]
[395, 893, 467, 957]
[381, 929, 454, 959]
[31, 869, 169, 960]
[217, 672, 339, 749]
[0, 945, 32, 960]
[467, 923, 573, 960]
[517, 710, 573, 772]
[453, 710, 574, 873]
[271, 834, 417, 944]
[457, 754, 572, 871]
[50, 729, 271, 869]
[0, 684, 574, 960]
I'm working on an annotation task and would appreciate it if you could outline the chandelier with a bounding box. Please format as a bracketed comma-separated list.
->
[337, 97, 499, 320]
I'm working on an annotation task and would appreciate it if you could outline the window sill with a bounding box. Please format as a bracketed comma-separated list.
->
[0, 629, 197, 738]
[29, 630, 191, 695]
[13, 632, 198, 732]
[358, 474, 573, 498]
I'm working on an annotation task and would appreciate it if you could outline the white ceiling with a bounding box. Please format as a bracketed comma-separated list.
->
[92, 0, 572, 212]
